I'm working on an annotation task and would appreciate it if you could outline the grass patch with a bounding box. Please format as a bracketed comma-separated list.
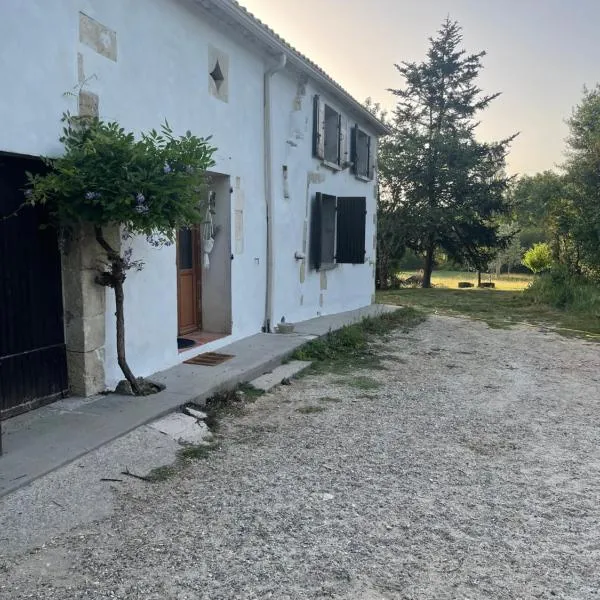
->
[178, 443, 218, 461]
[378, 273, 600, 339]
[145, 465, 180, 482]
[237, 383, 265, 401]
[291, 307, 425, 375]
[202, 384, 258, 431]
[145, 441, 219, 483]
[337, 376, 382, 390]
[296, 405, 327, 414]
[318, 396, 343, 403]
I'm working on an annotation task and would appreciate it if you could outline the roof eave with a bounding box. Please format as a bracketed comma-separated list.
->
[205, 0, 392, 136]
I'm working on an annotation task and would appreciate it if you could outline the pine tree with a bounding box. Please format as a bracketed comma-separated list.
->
[380, 19, 517, 287]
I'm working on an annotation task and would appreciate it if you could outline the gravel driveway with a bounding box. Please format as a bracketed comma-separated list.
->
[2, 315, 600, 599]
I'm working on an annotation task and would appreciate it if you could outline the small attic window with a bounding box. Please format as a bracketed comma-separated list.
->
[210, 61, 225, 91]
[208, 45, 229, 102]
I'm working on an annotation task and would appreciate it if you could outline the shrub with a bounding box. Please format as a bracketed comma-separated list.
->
[525, 267, 600, 314]
[522, 243, 552, 273]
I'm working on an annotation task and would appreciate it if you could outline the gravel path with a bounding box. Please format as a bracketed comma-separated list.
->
[2, 315, 600, 599]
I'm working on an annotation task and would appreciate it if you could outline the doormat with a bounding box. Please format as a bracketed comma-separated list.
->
[184, 352, 235, 366]
[177, 337, 196, 350]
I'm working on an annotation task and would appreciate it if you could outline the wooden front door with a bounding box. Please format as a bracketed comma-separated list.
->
[177, 227, 201, 335]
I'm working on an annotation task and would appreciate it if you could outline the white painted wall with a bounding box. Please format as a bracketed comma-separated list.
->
[85, 0, 269, 387]
[1, 0, 379, 391]
[268, 73, 378, 327]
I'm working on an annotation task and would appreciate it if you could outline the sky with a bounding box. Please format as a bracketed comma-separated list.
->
[240, 0, 600, 176]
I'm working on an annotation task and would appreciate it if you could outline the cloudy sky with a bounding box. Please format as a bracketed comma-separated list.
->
[240, 0, 600, 176]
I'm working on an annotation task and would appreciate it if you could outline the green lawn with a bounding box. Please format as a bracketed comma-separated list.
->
[378, 276, 600, 340]
[399, 270, 532, 291]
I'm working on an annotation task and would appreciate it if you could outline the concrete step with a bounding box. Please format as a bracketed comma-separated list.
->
[249, 360, 312, 392]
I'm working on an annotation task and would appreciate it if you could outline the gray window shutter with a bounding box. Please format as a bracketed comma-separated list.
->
[310, 192, 323, 269]
[368, 136, 376, 180]
[335, 197, 367, 264]
[339, 114, 348, 167]
[312, 95, 325, 159]
[350, 124, 359, 175]
[310, 192, 337, 270]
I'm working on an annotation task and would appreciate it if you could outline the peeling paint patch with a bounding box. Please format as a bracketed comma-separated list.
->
[373, 234, 377, 250]
[319, 293, 324, 307]
[308, 171, 326, 184]
[77, 53, 85, 83]
[302, 221, 308, 252]
[78, 90, 99, 118]
[79, 13, 117, 62]
[320, 270, 327, 291]
[234, 210, 244, 255]
[299, 262, 306, 283]
[300, 294, 304, 306]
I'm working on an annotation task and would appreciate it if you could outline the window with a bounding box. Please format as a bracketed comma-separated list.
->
[313, 95, 348, 169]
[310, 193, 367, 270]
[351, 125, 374, 180]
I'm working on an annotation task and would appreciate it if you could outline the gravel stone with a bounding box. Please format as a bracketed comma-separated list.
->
[1, 315, 599, 599]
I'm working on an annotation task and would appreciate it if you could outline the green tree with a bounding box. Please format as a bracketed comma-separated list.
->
[511, 171, 581, 270]
[27, 114, 216, 394]
[563, 85, 600, 275]
[490, 223, 523, 275]
[380, 18, 516, 288]
[522, 242, 552, 274]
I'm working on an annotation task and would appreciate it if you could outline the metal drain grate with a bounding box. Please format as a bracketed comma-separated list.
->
[184, 352, 235, 366]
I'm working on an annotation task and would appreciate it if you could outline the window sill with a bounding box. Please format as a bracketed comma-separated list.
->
[354, 173, 371, 182]
[318, 262, 338, 272]
[322, 160, 343, 172]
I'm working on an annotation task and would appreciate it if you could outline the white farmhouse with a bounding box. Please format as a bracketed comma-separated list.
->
[0, 0, 388, 414]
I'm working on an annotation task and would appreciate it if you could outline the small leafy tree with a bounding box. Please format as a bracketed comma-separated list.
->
[522, 242, 552, 274]
[27, 114, 216, 394]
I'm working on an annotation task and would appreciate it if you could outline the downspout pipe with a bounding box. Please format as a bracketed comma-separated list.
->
[263, 52, 287, 333]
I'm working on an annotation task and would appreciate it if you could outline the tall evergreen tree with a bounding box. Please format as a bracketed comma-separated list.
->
[380, 19, 517, 287]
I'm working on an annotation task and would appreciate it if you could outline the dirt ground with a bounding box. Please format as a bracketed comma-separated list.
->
[1, 315, 600, 599]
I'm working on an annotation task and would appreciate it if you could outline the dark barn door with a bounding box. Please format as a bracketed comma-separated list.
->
[0, 155, 68, 420]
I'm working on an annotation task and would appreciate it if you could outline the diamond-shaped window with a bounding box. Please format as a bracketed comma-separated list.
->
[210, 61, 225, 91]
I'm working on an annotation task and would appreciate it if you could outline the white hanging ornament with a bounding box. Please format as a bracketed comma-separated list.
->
[203, 206, 215, 269]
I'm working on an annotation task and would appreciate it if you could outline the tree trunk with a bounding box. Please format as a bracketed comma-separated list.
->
[477, 270, 482, 287]
[94, 226, 141, 395]
[113, 276, 140, 394]
[422, 244, 435, 288]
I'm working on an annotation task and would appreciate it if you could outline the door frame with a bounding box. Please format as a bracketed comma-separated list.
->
[176, 226, 202, 335]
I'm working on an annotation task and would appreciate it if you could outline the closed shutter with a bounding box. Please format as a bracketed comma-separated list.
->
[350, 125, 358, 175]
[338, 114, 348, 167]
[310, 192, 323, 269]
[312, 95, 325, 159]
[310, 192, 337, 270]
[368, 136, 376, 180]
[336, 197, 367, 264]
